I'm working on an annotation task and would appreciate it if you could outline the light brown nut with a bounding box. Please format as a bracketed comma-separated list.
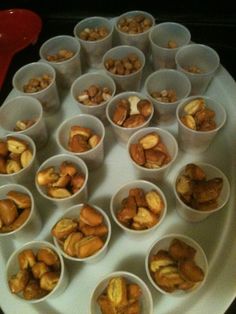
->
[117, 196, 137, 224]
[76, 235, 104, 258]
[69, 125, 92, 140]
[97, 295, 117, 314]
[6, 159, 22, 174]
[59, 161, 78, 177]
[0, 156, 7, 174]
[7, 191, 31, 209]
[139, 132, 159, 150]
[127, 283, 142, 301]
[183, 98, 205, 115]
[133, 207, 158, 229]
[80, 224, 108, 237]
[129, 188, 148, 207]
[20, 149, 33, 168]
[47, 187, 72, 199]
[8, 269, 30, 294]
[179, 260, 204, 282]
[176, 175, 193, 196]
[150, 250, 175, 272]
[144, 149, 167, 167]
[112, 102, 129, 125]
[137, 99, 152, 118]
[51, 174, 71, 188]
[129, 143, 145, 166]
[40, 272, 60, 291]
[31, 262, 50, 279]
[145, 190, 164, 214]
[128, 95, 141, 115]
[69, 134, 91, 152]
[0, 199, 18, 226]
[18, 249, 36, 270]
[154, 266, 184, 292]
[192, 178, 223, 203]
[0, 140, 8, 157]
[107, 276, 128, 307]
[37, 247, 59, 267]
[194, 108, 215, 126]
[23, 280, 47, 300]
[2, 208, 31, 232]
[169, 239, 196, 261]
[180, 114, 196, 130]
[184, 164, 206, 181]
[71, 173, 85, 193]
[63, 231, 84, 256]
[88, 134, 101, 148]
[80, 204, 103, 226]
[123, 114, 146, 128]
[14, 119, 36, 131]
[51, 218, 78, 240]
[37, 167, 59, 186]
[7, 137, 28, 154]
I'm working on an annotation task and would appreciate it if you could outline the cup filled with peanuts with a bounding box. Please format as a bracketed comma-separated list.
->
[174, 162, 230, 222]
[127, 127, 178, 182]
[12, 61, 60, 114]
[90, 271, 153, 314]
[176, 96, 226, 153]
[6, 240, 68, 303]
[51, 203, 111, 263]
[145, 233, 208, 296]
[0, 183, 42, 242]
[110, 180, 167, 238]
[35, 154, 88, 209]
[56, 114, 105, 170]
[71, 72, 116, 123]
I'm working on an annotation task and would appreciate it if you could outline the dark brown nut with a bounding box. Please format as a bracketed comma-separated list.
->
[8, 269, 30, 294]
[150, 250, 175, 272]
[129, 188, 148, 207]
[75, 235, 104, 258]
[51, 218, 78, 240]
[144, 149, 167, 167]
[137, 99, 152, 118]
[63, 231, 84, 256]
[18, 249, 36, 270]
[184, 163, 206, 181]
[145, 191, 164, 215]
[51, 174, 71, 188]
[37, 247, 60, 267]
[129, 143, 145, 166]
[59, 161, 78, 177]
[0, 140, 8, 157]
[79, 26, 109, 41]
[7, 137, 28, 154]
[80, 224, 108, 237]
[0, 156, 7, 174]
[7, 191, 31, 209]
[47, 187, 72, 199]
[123, 114, 146, 128]
[179, 260, 204, 282]
[117, 196, 137, 225]
[139, 132, 159, 150]
[191, 199, 218, 212]
[23, 280, 47, 300]
[20, 149, 33, 168]
[37, 167, 59, 186]
[70, 125, 92, 139]
[127, 284, 142, 301]
[169, 239, 196, 261]
[70, 173, 86, 193]
[0, 199, 18, 226]
[23, 75, 52, 93]
[132, 207, 158, 229]
[192, 178, 223, 203]
[97, 295, 117, 314]
[46, 49, 74, 62]
[112, 102, 129, 126]
[154, 265, 184, 292]
[31, 262, 50, 279]
[107, 276, 128, 307]
[3, 208, 31, 232]
[69, 134, 91, 152]
[80, 204, 103, 226]
[40, 271, 60, 291]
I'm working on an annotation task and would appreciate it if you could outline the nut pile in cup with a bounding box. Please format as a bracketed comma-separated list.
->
[68, 126, 101, 153]
[14, 119, 37, 132]
[112, 96, 152, 128]
[79, 27, 109, 41]
[104, 54, 142, 76]
[36, 161, 85, 199]
[149, 238, 205, 292]
[77, 85, 112, 106]
[46, 49, 75, 62]
[0, 191, 31, 233]
[180, 98, 216, 131]
[151, 89, 177, 103]
[23, 75, 53, 93]
[97, 276, 142, 314]
[167, 40, 178, 49]
[51, 204, 108, 258]
[130, 132, 171, 169]
[8, 246, 61, 300]
[176, 163, 223, 211]
[0, 137, 33, 174]
[117, 14, 153, 34]
[185, 65, 202, 74]
[117, 187, 164, 230]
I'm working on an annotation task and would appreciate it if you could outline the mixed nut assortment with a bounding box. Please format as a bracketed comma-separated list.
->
[23, 74, 53, 93]
[117, 14, 153, 34]
[151, 89, 177, 103]
[104, 54, 142, 75]
[77, 85, 112, 106]
[79, 26, 109, 41]
[46, 49, 75, 62]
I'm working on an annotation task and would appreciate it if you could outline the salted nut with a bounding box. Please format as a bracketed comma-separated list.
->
[149, 238, 205, 293]
[77, 85, 112, 106]
[104, 53, 142, 76]
[8, 247, 61, 300]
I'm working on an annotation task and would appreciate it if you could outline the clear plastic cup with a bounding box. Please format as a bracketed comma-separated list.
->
[56, 114, 105, 170]
[39, 35, 82, 89]
[145, 233, 208, 296]
[0, 183, 42, 242]
[176, 95, 226, 154]
[115, 10, 155, 54]
[0, 96, 48, 149]
[73, 16, 114, 69]
[70, 72, 116, 123]
[106, 91, 154, 146]
[175, 44, 220, 95]
[110, 179, 167, 240]
[52, 203, 111, 263]
[102, 45, 145, 92]
[90, 271, 153, 314]
[127, 127, 178, 182]
[144, 69, 191, 125]
[149, 22, 191, 70]
[35, 153, 88, 209]
[6, 240, 68, 303]
[12, 61, 60, 115]
[173, 162, 230, 222]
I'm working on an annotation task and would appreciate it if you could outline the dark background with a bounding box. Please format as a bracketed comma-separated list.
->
[0, 1, 236, 313]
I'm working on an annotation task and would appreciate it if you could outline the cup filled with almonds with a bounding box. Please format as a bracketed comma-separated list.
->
[6, 240, 68, 302]
[174, 163, 230, 222]
[35, 154, 88, 208]
[51, 203, 111, 263]
[106, 91, 154, 145]
[102, 45, 145, 92]
[145, 234, 208, 296]
[110, 180, 167, 238]
[90, 271, 153, 314]
[127, 127, 178, 182]
[0, 96, 48, 149]
[176, 96, 226, 153]
[0, 134, 36, 185]
[71, 72, 116, 123]
[56, 114, 105, 170]
[73, 16, 114, 68]
[0, 183, 41, 242]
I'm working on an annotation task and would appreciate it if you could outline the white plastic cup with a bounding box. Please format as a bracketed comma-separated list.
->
[115, 10, 155, 54]
[0, 96, 48, 149]
[144, 69, 191, 125]
[90, 271, 153, 314]
[52, 203, 111, 263]
[0, 133, 37, 186]
[12, 62, 60, 115]
[35, 153, 88, 209]
[149, 22, 191, 70]
[56, 114, 105, 170]
[73, 16, 114, 69]
[102, 45, 145, 92]
[145, 233, 208, 296]
[175, 44, 220, 95]
[173, 162, 230, 222]
[106, 91, 154, 146]
[110, 179, 167, 239]
[70, 72, 116, 124]
[39, 35, 82, 89]
[127, 127, 178, 182]
[6, 240, 68, 303]
[0, 183, 42, 242]
[176, 95, 226, 154]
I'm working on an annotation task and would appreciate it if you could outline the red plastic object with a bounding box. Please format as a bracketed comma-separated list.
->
[0, 9, 42, 89]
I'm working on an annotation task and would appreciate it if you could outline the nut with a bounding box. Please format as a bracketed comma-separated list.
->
[6, 159, 22, 174]
[40, 272, 60, 291]
[122, 114, 146, 128]
[18, 249, 36, 270]
[7, 191, 31, 209]
[184, 98, 205, 115]
[23, 75, 52, 93]
[128, 95, 141, 115]
[117, 14, 153, 34]
[139, 132, 159, 150]
[145, 191, 164, 214]
[37, 167, 59, 186]
[20, 149, 33, 168]
[51, 218, 78, 240]
[0, 140, 8, 157]
[47, 187, 72, 198]
[0, 199, 18, 226]
[137, 99, 152, 117]
[46, 49, 74, 62]
[80, 204, 103, 226]
[63, 232, 84, 257]
[37, 247, 59, 267]
[79, 26, 109, 41]
[151, 89, 177, 103]
[129, 143, 145, 166]
[7, 137, 28, 154]
[180, 114, 196, 130]
[8, 270, 30, 294]
[14, 119, 36, 131]
[105, 54, 141, 75]
[74, 235, 104, 258]
[107, 277, 127, 307]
